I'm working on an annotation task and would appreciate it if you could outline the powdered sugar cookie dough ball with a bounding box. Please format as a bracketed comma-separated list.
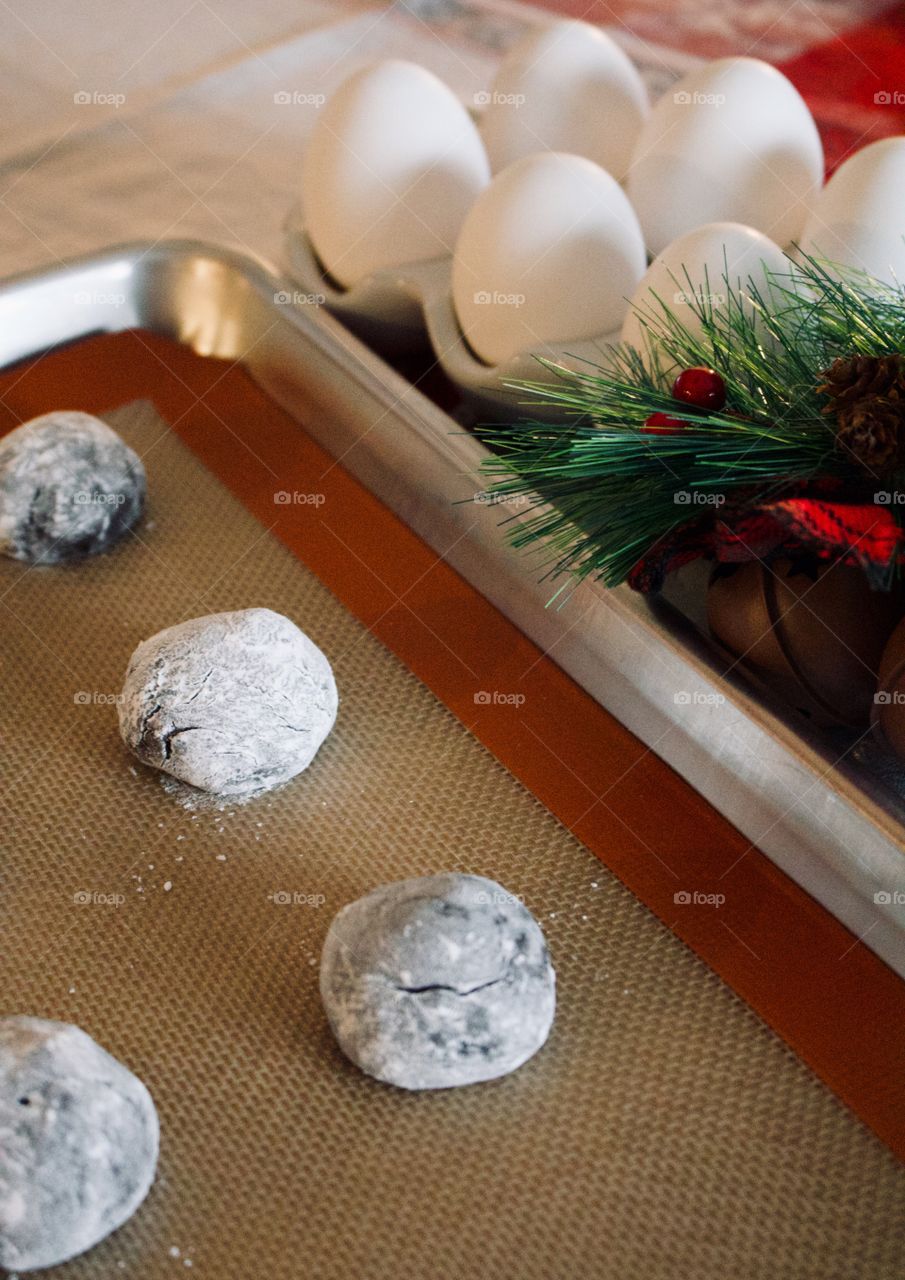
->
[0, 1017, 159, 1273]
[320, 873, 556, 1090]
[118, 607, 338, 797]
[0, 411, 145, 564]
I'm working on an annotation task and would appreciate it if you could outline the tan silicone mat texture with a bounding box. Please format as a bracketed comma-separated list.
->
[2, 401, 905, 1280]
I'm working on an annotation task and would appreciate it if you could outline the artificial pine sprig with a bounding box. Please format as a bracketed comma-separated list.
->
[478, 253, 905, 593]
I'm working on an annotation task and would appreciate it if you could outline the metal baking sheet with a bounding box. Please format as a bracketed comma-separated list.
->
[4, 395, 905, 1280]
[0, 240, 903, 984]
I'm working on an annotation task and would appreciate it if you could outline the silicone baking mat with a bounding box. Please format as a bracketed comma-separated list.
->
[2, 396, 905, 1279]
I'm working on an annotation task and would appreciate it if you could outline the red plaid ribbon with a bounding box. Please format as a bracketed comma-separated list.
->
[628, 498, 903, 593]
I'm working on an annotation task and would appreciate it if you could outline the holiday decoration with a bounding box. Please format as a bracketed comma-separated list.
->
[819, 353, 905, 474]
[707, 557, 901, 729]
[876, 618, 905, 759]
[671, 366, 726, 412]
[642, 412, 688, 434]
[479, 253, 905, 599]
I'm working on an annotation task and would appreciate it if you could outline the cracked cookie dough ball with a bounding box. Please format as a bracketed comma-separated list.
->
[320, 873, 556, 1090]
[0, 411, 145, 564]
[0, 1017, 159, 1273]
[118, 607, 338, 797]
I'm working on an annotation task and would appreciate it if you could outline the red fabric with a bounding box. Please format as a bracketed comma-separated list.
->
[629, 499, 903, 593]
[777, 4, 905, 173]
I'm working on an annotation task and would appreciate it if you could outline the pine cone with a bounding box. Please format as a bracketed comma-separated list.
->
[818, 353, 905, 473]
[819, 353, 905, 405]
[836, 398, 904, 472]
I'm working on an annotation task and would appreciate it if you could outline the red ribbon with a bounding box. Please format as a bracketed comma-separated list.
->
[628, 498, 903, 593]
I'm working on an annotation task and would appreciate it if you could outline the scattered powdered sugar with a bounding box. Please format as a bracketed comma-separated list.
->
[159, 775, 263, 811]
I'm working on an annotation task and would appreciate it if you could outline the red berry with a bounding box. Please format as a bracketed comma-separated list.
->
[643, 412, 688, 435]
[671, 366, 726, 412]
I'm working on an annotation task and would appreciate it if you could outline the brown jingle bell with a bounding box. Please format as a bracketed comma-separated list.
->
[874, 618, 905, 761]
[707, 557, 903, 730]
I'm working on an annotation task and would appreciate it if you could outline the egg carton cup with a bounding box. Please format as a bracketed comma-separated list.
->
[284, 202, 620, 421]
[285, 33, 905, 423]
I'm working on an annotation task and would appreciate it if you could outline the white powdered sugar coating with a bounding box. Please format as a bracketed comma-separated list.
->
[320, 874, 556, 1090]
[118, 607, 338, 797]
[0, 1017, 158, 1273]
[0, 411, 145, 564]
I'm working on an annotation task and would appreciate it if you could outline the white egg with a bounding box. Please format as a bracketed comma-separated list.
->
[301, 60, 490, 289]
[627, 57, 823, 256]
[452, 152, 646, 367]
[620, 222, 789, 377]
[799, 137, 905, 285]
[479, 20, 649, 181]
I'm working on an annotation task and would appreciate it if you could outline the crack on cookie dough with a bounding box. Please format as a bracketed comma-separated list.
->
[137, 703, 162, 736]
[184, 669, 214, 703]
[394, 974, 508, 998]
[159, 725, 203, 761]
[320, 875, 556, 1090]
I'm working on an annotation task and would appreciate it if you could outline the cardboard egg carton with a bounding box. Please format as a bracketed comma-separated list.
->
[284, 201, 611, 418]
[283, 23, 903, 420]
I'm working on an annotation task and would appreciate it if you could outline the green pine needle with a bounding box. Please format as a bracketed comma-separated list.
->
[478, 253, 905, 592]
